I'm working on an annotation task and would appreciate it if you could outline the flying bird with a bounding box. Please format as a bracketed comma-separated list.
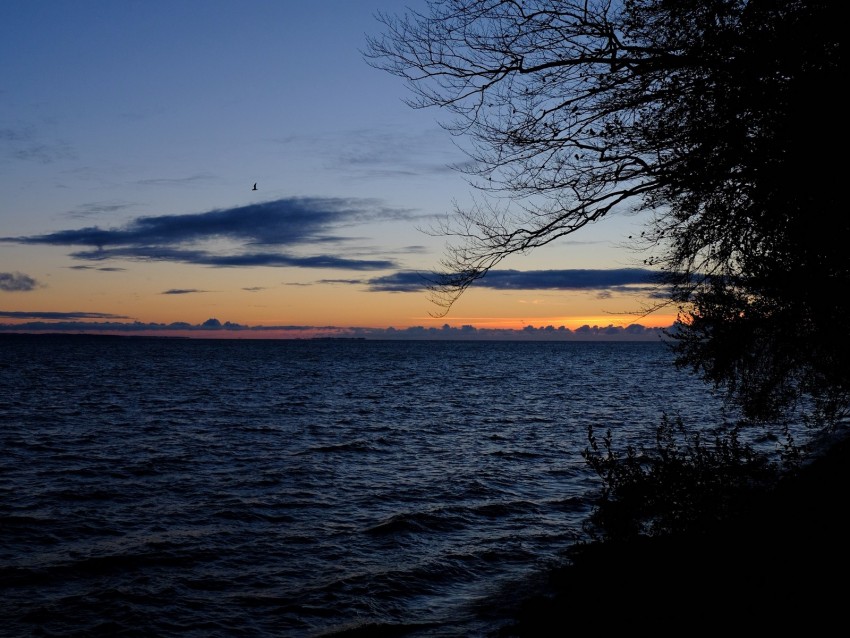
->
[252, 183, 257, 191]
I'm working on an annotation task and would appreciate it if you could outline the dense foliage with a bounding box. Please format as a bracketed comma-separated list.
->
[581, 416, 799, 541]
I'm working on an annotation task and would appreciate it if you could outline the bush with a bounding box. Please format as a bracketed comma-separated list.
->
[581, 414, 798, 542]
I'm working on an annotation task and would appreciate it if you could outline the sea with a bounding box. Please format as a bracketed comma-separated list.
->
[0, 334, 784, 637]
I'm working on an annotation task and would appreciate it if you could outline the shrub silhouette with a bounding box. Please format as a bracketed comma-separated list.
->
[581, 415, 800, 542]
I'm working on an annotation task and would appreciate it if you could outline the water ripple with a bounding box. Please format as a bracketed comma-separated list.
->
[0, 335, 746, 637]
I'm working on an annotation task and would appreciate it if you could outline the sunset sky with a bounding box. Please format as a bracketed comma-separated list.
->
[0, 0, 676, 340]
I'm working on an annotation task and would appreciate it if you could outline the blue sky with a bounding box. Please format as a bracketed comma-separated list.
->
[0, 0, 672, 339]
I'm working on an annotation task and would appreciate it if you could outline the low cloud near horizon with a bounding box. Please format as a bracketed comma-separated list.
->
[0, 314, 674, 341]
[0, 310, 128, 320]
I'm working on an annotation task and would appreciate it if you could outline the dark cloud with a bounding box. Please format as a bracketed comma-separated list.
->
[317, 278, 366, 285]
[68, 265, 126, 271]
[242, 287, 266, 292]
[0, 317, 273, 333]
[367, 268, 665, 293]
[471, 268, 664, 290]
[366, 271, 436, 292]
[162, 289, 207, 295]
[62, 247, 396, 270]
[0, 310, 128, 319]
[342, 322, 671, 341]
[0, 272, 39, 292]
[1, 197, 410, 271]
[4, 199, 345, 246]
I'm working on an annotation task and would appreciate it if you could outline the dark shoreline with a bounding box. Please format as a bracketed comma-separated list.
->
[498, 431, 850, 634]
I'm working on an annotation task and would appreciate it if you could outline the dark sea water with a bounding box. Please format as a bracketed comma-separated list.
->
[2, 335, 746, 637]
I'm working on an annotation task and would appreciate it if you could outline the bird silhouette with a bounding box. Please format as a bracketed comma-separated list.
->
[252, 183, 257, 191]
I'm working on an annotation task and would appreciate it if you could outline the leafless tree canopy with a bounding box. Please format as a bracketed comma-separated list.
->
[365, 0, 729, 312]
[367, 1, 846, 426]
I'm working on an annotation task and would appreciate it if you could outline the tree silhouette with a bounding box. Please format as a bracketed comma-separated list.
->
[366, 0, 846, 427]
